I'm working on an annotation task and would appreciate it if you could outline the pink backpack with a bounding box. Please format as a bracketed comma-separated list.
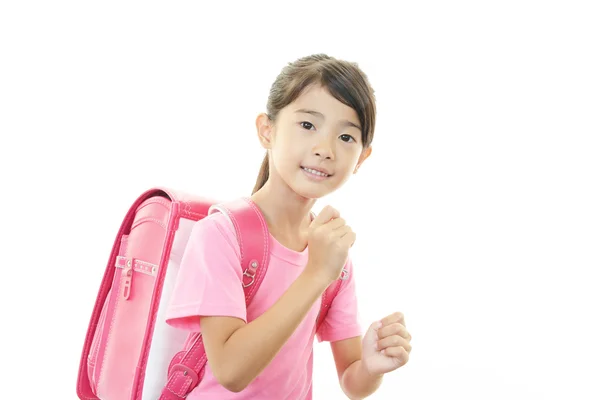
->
[76, 187, 346, 400]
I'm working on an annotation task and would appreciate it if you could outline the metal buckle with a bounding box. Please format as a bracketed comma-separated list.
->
[242, 269, 255, 287]
[339, 268, 349, 280]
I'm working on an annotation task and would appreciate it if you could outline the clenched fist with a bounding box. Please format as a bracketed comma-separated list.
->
[362, 312, 412, 376]
[304, 205, 355, 285]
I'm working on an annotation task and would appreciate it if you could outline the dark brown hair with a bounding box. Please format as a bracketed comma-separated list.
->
[252, 53, 377, 194]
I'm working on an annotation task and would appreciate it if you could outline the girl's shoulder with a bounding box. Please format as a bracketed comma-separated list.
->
[190, 210, 241, 258]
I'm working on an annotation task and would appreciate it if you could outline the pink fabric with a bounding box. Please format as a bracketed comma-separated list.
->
[165, 211, 362, 399]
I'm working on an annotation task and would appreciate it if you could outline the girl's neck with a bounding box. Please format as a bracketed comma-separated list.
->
[250, 178, 315, 252]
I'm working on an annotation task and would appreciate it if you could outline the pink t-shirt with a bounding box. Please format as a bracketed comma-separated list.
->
[165, 210, 362, 399]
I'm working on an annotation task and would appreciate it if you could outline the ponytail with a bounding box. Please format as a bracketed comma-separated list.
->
[252, 152, 269, 194]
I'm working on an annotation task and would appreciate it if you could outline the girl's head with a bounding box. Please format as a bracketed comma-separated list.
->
[253, 54, 376, 199]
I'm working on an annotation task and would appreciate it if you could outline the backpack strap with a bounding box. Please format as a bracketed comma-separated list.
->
[208, 198, 271, 301]
[316, 267, 349, 334]
[159, 197, 270, 400]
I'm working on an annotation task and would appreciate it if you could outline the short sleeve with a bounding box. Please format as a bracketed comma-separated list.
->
[316, 258, 363, 343]
[165, 215, 247, 332]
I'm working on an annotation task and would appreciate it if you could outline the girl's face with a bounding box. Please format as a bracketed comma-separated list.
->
[258, 84, 371, 199]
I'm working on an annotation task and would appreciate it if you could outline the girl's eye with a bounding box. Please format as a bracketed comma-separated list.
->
[340, 134, 355, 143]
[300, 121, 315, 130]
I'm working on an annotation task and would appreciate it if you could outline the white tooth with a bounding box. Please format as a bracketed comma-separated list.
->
[304, 168, 327, 177]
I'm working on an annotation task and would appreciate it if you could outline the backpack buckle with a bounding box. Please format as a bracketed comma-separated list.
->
[170, 363, 199, 392]
[339, 268, 349, 280]
[242, 260, 258, 287]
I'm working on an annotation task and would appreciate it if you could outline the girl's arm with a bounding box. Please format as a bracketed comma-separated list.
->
[332, 337, 383, 399]
[200, 268, 329, 393]
[332, 313, 412, 399]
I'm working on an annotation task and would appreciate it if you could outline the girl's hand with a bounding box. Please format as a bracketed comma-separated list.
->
[361, 312, 412, 376]
[304, 205, 355, 284]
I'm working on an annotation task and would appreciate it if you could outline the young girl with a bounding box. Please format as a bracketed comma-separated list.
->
[165, 53, 412, 399]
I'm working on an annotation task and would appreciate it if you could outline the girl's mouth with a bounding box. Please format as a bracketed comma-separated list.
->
[301, 166, 331, 180]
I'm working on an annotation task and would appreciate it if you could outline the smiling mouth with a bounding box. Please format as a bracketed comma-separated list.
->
[301, 166, 331, 177]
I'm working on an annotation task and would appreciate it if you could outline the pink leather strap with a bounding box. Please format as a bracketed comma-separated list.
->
[316, 267, 348, 333]
[115, 256, 158, 277]
[208, 198, 271, 301]
[159, 197, 270, 399]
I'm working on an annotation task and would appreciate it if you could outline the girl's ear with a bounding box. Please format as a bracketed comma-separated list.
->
[354, 146, 372, 174]
[256, 113, 273, 149]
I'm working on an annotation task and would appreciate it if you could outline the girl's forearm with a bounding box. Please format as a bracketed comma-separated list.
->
[220, 268, 329, 392]
[341, 360, 384, 399]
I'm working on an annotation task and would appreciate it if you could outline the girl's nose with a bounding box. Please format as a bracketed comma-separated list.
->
[313, 137, 335, 160]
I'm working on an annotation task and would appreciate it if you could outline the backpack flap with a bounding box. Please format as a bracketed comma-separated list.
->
[77, 188, 170, 400]
[77, 187, 215, 400]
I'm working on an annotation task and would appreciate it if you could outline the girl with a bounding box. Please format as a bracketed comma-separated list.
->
[165, 53, 412, 399]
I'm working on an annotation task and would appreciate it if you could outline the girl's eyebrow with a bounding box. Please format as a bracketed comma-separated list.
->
[295, 108, 361, 131]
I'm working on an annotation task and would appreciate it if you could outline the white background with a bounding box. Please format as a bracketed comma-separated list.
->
[1, 1, 599, 399]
